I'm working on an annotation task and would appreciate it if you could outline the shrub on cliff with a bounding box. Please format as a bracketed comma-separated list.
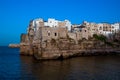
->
[105, 41, 113, 46]
[93, 34, 106, 42]
[93, 34, 114, 47]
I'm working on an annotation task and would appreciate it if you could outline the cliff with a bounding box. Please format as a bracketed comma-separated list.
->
[19, 19, 120, 60]
[20, 36, 120, 60]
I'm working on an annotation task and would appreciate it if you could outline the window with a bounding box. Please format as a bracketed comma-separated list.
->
[106, 26, 109, 31]
[85, 30, 86, 32]
[55, 33, 57, 36]
[47, 31, 50, 36]
[50, 21, 52, 23]
[99, 26, 102, 30]
[103, 26, 106, 31]
[106, 26, 107, 29]
[48, 33, 50, 36]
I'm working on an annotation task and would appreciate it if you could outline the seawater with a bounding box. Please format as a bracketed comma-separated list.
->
[0, 46, 120, 80]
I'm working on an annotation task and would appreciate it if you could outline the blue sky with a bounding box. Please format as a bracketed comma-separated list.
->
[0, 0, 120, 46]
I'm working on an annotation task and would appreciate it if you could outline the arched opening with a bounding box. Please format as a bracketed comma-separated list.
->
[55, 33, 57, 36]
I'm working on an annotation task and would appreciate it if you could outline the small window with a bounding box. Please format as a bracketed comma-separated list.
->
[99, 26, 102, 30]
[85, 30, 86, 32]
[48, 33, 50, 36]
[47, 31, 50, 36]
[55, 33, 57, 36]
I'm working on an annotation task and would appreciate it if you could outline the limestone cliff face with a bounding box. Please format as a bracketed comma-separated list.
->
[20, 34, 120, 59]
[34, 38, 76, 59]
[20, 34, 120, 60]
[20, 20, 120, 60]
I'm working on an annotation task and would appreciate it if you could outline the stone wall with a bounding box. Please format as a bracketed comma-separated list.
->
[40, 27, 67, 41]
[68, 32, 76, 40]
[81, 28, 89, 39]
[33, 38, 120, 60]
[58, 22, 66, 28]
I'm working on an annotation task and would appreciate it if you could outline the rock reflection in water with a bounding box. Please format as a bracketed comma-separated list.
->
[20, 56, 120, 80]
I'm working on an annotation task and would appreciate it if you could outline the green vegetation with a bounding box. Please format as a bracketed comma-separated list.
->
[93, 34, 113, 47]
[113, 39, 120, 43]
[93, 34, 106, 42]
[105, 41, 113, 46]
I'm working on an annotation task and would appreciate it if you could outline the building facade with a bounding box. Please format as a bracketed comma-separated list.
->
[26, 18, 120, 43]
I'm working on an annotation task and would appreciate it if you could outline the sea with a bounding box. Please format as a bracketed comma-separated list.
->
[0, 46, 120, 80]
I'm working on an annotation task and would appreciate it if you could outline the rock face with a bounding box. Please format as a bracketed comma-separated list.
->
[9, 44, 20, 48]
[20, 34, 120, 60]
[20, 19, 120, 60]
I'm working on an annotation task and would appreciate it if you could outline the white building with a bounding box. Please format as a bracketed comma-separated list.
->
[111, 23, 120, 33]
[33, 18, 44, 31]
[31, 18, 119, 37]
[97, 23, 120, 37]
[47, 18, 58, 27]
[98, 23, 104, 34]
[64, 20, 72, 31]
[32, 18, 72, 31]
